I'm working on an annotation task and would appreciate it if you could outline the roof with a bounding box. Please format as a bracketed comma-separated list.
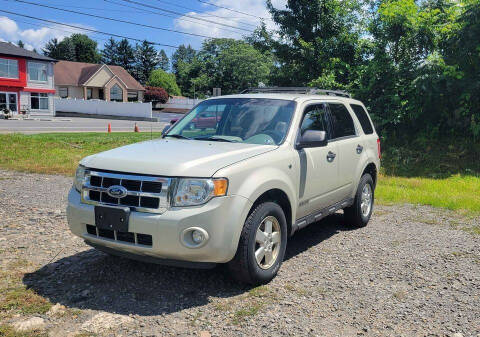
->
[0, 41, 56, 62]
[206, 93, 363, 105]
[54, 60, 144, 91]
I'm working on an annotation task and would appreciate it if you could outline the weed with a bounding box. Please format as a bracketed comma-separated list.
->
[232, 304, 262, 325]
[0, 324, 47, 337]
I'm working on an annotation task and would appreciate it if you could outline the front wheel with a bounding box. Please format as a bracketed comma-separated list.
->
[228, 202, 287, 285]
[344, 173, 374, 228]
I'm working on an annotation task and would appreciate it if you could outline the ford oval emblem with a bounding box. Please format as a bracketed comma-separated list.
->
[107, 185, 128, 198]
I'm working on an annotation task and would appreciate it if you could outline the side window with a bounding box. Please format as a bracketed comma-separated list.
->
[300, 104, 330, 138]
[350, 104, 374, 135]
[328, 103, 356, 139]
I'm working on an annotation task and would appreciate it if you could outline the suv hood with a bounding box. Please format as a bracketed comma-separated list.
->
[81, 138, 277, 177]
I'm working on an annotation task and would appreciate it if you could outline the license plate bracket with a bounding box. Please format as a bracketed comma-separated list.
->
[94, 206, 130, 232]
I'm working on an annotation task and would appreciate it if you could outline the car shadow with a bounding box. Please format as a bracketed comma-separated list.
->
[23, 213, 355, 316]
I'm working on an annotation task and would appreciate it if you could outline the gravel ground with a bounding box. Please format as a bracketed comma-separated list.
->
[0, 169, 479, 337]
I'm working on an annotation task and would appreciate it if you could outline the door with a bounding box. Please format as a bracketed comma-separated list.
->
[0, 92, 17, 113]
[296, 103, 339, 219]
[328, 102, 362, 199]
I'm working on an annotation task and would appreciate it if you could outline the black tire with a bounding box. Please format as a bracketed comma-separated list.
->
[228, 202, 287, 285]
[344, 173, 374, 228]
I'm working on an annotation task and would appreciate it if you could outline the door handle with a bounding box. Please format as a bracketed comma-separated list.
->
[326, 151, 336, 162]
[356, 144, 363, 154]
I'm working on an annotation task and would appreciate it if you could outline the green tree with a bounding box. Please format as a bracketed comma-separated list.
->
[116, 39, 136, 74]
[43, 34, 100, 62]
[265, 0, 365, 87]
[135, 40, 158, 84]
[101, 37, 119, 65]
[158, 49, 170, 72]
[147, 69, 181, 96]
[17, 40, 24, 48]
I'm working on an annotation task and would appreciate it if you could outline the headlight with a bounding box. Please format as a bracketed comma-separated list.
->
[74, 165, 86, 192]
[172, 178, 228, 207]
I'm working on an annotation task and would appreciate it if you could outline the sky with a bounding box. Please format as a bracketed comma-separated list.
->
[0, 0, 287, 57]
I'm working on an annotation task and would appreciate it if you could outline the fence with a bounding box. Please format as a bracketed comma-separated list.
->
[155, 97, 203, 111]
[54, 98, 152, 119]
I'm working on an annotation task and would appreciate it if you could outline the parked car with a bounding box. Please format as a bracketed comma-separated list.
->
[67, 88, 380, 285]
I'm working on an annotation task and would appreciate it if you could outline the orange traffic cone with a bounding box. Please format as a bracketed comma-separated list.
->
[134, 123, 139, 132]
[107, 123, 112, 133]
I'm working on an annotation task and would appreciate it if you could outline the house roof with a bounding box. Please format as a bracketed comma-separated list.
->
[0, 41, 56, 62]
[54, 60, 145, 91]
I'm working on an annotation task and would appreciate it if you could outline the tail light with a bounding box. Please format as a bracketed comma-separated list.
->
[377, 138, 381, 159]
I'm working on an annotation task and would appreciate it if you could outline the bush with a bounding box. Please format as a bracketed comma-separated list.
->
[144, 86, 168, 103]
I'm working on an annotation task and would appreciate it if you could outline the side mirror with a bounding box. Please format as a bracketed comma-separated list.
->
[162, 124, 171, 135]
[296, 130, 328, 149]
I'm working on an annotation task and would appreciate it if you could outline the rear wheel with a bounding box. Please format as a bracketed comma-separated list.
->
[228, 202, 287, 285]
[344, 173, 374, 228]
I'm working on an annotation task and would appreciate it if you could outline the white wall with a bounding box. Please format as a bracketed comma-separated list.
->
[20, 92, 55, 116]
[26, 61, 55, 90]
[55, 98, 152, 118]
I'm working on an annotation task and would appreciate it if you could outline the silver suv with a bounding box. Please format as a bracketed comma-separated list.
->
[67, 88, 380, 285]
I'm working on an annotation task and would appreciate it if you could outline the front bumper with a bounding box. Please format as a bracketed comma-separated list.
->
[66, 187, 252, 264]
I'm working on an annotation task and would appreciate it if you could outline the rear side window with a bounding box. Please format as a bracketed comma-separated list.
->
[300, 103, 331, 139]
[350, 104, 374, 135]
[328, 103, 356, 138]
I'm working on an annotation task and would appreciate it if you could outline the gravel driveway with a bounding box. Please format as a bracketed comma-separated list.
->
[0, 169, 479, 336]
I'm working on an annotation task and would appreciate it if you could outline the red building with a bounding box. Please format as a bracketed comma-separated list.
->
[0, 42, 56, 116]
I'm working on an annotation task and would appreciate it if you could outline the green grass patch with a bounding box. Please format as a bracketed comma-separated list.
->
[376, 174, 480, 215]
[232, 304, 263, 325]
[0, 133, 162, 175]
[0, 325, 48, 337]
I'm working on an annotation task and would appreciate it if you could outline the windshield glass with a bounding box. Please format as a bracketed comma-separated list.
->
[166, 98, 296, 145]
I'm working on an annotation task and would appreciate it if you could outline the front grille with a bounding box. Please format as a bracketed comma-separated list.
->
[86, 224, 153, 247]
[81, 170, 172, 213]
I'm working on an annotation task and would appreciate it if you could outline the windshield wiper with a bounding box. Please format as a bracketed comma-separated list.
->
[164, 134, 191, 140]
[194, 136, 238, 143]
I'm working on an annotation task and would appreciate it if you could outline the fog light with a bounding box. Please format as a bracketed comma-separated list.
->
[192, 230, 205, 244]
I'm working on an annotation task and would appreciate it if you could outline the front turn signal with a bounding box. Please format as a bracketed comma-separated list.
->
[213, 178, 228, 196]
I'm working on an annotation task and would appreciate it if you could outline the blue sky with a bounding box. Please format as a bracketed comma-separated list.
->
[0, 0, 286, 58]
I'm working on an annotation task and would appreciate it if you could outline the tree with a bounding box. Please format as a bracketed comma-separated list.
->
[43, 34, 100, 62]
[134, 40, 158, 84]
[17, 40, 24, 48]
[265, 0, 365, 87]
[158, 49, 169, 71]
[147, 69, 181, 96]
[101, 37, 119, 65]
[171, 44, 196, 74]
[116, 39, 136, 74]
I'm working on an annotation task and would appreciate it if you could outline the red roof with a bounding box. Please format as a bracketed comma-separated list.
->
[54, 60, 144, 91]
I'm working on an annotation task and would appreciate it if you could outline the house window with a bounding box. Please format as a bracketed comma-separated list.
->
[110, 84, 123, 102]
[128, 91, 138, 102]
[31, 93, 49, 110]
[59, 87, 68, 98]
[0, 92, 17, 112]
[28, 62, 47, 82]
[0, 58, 19, 79]
[86, 88, 92, 100]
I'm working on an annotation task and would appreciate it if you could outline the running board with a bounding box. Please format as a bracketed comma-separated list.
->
[292, 198, 354, 235]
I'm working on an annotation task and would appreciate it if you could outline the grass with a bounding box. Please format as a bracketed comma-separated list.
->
[376, 174, 480, 215]
[0, 260, 52, 320]
[0, 133, 162, 175]
[0, 325, 48, 337]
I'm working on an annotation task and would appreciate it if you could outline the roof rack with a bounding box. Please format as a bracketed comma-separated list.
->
[240, 87, 351, 98]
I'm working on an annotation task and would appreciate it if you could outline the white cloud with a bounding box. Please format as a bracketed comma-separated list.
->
[0, 16, 94, 50]
[174, 0, 287, 46]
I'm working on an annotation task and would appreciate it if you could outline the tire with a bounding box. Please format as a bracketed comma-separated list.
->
[228, 202, 288, 285]
[344, 173, 374, 228]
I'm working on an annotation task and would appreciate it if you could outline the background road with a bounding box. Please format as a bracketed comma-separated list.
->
[0, 113, 182, 134]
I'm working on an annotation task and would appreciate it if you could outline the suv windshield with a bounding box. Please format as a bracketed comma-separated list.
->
[166, 98, 296, 145]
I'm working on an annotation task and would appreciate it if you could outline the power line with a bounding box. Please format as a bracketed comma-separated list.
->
[0, 9, 184, 49]
[104, 0, 244, 36]
[116, 0, 254, 33]
[9, 0, 218, 39]
[149, 0, 258, 29]
[196, 0, 272, 21]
